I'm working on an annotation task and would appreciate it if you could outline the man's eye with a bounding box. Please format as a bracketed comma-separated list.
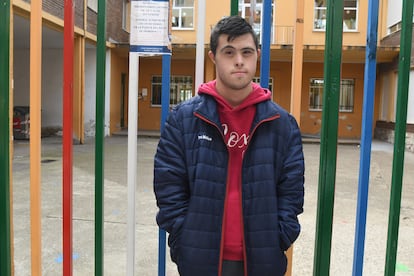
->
[224, 50, 234, 56]
[243, 50, 254, 55]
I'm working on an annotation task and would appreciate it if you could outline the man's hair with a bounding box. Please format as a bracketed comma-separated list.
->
[210, 15, 259, 55]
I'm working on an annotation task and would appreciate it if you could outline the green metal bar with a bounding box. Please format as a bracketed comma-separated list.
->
[230, 0, 238, 16]
[95, 0, 106, 275]
[313, 0, 344, 275]
[384, 1, 414, 275]
[0, 1, 12, 275]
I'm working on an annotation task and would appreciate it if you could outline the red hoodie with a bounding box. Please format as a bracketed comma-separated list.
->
[198, 80, 272, 262]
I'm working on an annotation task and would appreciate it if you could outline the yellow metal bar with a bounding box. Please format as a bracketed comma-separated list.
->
[290, 0, 304, 125]
[30, 0, 42, 275]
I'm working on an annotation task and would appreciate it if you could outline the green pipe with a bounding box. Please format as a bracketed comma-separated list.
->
[384, 0, 414, 275]
[313, 0, 344, 275]
[230, 0, 238, 16]
[0, 1, 12, 275]
[95, 0, 106, 275]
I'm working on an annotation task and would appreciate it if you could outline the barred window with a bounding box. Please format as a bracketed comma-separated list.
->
[252, 77, 274, 93]
[309, 78, 354, 112]
[151, 76, 193, 106]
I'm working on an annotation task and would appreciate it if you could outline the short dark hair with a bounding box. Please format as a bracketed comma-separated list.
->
[210, 15, 259, 55]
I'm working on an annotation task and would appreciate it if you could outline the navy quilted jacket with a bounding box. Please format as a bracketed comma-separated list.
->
[154, 93, 305, 276]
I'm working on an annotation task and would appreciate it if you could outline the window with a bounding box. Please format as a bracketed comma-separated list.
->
[88, 0, 97, 12]
[122, 0, 131, 32]
[309, 78, 354, 112]
[389, 21, 402, 34]
[151, 76, 193, 106]
[314, 0, 358, 31]
[253, 77, 273, 93]
[172, 0, 194, 29]
[238, 0, 274, 41]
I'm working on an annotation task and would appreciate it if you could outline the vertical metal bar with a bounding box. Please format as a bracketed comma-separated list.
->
[259, 0, 271, 89]
[30, 0, 43, 274]
[384, 0, 414, 275]
[195, 0, 205, 90]
[0, 0, 12, 275]
[95, 0, 106, 274]
[313, 0, 344, 275]
[352, 1, 379, 275]
[290, 0, 305, 125]
[230, 0, 238, 16]
[63, 0, 75, 275]
[126, 53, 139, 276]
[158, 54, 171, 276]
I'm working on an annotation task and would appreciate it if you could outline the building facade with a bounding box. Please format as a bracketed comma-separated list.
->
[374, 0, 414, 152]
[11, 0, 413, 148]
[128, 0, 401, 141]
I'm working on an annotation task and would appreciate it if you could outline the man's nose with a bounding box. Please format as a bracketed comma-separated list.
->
[235, 53, 244, 66]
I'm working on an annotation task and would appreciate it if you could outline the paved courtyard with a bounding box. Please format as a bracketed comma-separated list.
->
[11, 135, 414, 275]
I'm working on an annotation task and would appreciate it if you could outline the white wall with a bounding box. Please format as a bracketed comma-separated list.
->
[387, 0, 403, 28]
[84, 47, 97, 137]
[14, 48, 64, 129]
[13, 49, 30, 107]
[14, 45, 111, 137]
[42, 49, 64, 127]
[83, 47, 111, 137]
[408, 71, 414, 124]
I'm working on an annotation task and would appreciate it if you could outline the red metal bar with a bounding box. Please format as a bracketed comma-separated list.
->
[63, 0, 74, 275]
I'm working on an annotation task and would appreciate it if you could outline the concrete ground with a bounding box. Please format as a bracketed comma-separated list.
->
[10, 135, 414, 275]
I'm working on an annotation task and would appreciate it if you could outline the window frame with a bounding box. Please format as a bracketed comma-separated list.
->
[238, 0, 275, 43]
[122, 0, 131, 32]
[313, 0, 358, 32]
[252, 77, 274, 94]
[151, 75, 194, 107]
[171, 0, 195, 30]
[308, 78, 355, 112]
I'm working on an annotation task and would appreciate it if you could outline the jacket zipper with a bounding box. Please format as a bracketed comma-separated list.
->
[194, 111, 281, 276]
[239, 114, 281, 276]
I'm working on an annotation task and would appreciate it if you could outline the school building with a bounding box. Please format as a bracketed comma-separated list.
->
[9, 0, 414, 150]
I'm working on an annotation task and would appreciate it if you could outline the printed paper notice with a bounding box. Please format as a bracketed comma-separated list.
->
[130, 0, 171, 55]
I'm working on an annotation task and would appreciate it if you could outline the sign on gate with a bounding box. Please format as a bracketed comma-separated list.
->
[130, 0, 172, 55]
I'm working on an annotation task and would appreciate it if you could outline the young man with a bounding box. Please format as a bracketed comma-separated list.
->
[154, 16, 305, 276]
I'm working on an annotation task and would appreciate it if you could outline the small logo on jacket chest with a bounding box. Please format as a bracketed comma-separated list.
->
[198, 134, 212, 141]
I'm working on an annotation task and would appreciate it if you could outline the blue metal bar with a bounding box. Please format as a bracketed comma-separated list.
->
[352, 0, 379, 275]
[158, 54, 171, 276]
[259, 0, 272, 88]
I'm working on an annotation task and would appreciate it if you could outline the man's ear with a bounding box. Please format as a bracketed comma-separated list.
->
[208, 50, 216, 64]
[257, 49, 261, 58]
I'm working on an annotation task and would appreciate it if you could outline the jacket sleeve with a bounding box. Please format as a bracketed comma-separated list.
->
[153, 109, 189, 245]
[277, 114, 305, 251]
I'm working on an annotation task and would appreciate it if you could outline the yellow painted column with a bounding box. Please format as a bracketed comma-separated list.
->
[74, 36, 85, 143]
[30, 0, 42, 274]
[286, 1, 305, 275]
[290, 0, 305, 126]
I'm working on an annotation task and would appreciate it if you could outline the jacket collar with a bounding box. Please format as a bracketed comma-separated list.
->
[194, 94, 281, 129]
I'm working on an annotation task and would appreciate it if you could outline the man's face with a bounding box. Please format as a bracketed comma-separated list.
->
[208, 33, 260, 93]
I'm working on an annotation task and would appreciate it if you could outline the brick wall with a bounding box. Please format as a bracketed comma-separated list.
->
[24, 0, 128, 42]
[106, 0, 129, 43]
[374, 121, 414, 153]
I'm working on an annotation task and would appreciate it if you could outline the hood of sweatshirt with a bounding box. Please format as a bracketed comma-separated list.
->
[198, 80, 272, 111]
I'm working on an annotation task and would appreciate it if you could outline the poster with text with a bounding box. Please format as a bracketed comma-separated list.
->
[130, 0, 171, 55]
